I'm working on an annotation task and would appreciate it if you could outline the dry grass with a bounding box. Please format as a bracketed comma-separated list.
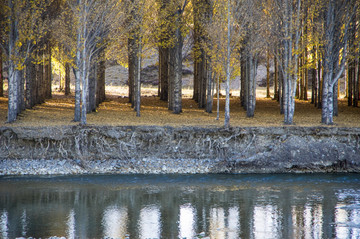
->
[0, 86, 359, 128]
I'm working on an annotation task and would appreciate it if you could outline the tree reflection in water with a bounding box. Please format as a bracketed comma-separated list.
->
[0, 174, 360, 238]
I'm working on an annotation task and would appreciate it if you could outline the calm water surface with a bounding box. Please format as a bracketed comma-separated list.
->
[0, 174, 360, 239]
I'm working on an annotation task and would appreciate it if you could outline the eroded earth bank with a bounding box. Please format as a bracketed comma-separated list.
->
[1, 126, 360, 175]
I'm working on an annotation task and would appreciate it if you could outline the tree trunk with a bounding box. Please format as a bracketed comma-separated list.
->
[80, 53, 89, 125]
[74, 66, 81, 122]
[266, 50, 270, 98]
[282, 0, 299, 125]
[173, 22, 183, 114]
[274, 55, 278, 101]
[240, 54, 245, 106]
[333, 81, 338, 116]
[96, 50, 106, 107]
[59, 67, 63, 91]
[32, 61, 38, 107]
[205, 59, 213, 113]
[65, 63, 71, 95]
[7, 67, 19, 123]
[303, 9, 309, 101]
[322, 76, 333, 124]
[304, 47, 308, 101]
[348, 15, 357, 107]
[246, 56, 257, 117]
[224, 69, 230, 128]
[159, 46, 169, 101]
[159, 0, 170, 102]
[18, 69, 25, 113]
[317, 59, 322, 109]
[354, 56, 359, 107]
[25, 60, 36, 109]
[192, 0, 200, 103]
[158, 58, 161, 97]
[348, 61, 353, 106]
[193, 57, 199, 101]
[0, 48, 3, 97]
[7, 0, 20, 123]
[168, 47, 175, 111]
[312, 68, 317, 105]
[198, 51, 206, 108]
[356, 56, 360, 107]
[322, 1, 348, 125]
[7, 29, 20, 123]
[311, 47, 316, 105]
[286, 0, 301, 124]
[242, 50, 248, 111]
[289, 71, 299, 125]
[283, 74, 289, 123]
[321, 0, 348, 125]
[282, 32, 290, 123]
[287, 77, 297, 125]
[87, 60, 96, 113]
[158, 47, 161, 97]
[73, 44, 81, 118]
[38, 59, 45, 104]
[282, 36, 298, 125]
[192, 0, 211, 108]
[45, 43, 52, 99]
[80, 74, 88, 125]
[135, 36, 142, 117]
[297, 57, 302, 100]
[35, 50, 45, 105]
[128, 36, 138, 106]
[224, 0, 231, 128]
[216, 75, 220, 120]
[279, 69, 284, 114]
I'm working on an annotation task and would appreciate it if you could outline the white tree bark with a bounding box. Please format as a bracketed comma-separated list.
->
[216, 75, 220, 120]
[224, 0, 231, 128]
[135, 35, 142, 117]
[246, 55, 257, 117]
[173, 16, 183, 114]
[74, 15, 82, 122]
[80, 51, 89, 125]
[7, 0, 19, 123]
[321, 0, 349, 124]
[280, 0, 301, 125]
[206, 61, 213, 113]
[70, 0, 121, 125]
[7, 66, 19, 123]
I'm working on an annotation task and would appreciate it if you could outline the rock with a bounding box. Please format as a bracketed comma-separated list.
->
[199, 231, 206, 237]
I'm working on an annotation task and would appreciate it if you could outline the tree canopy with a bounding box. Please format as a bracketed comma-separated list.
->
[0, 0, 359, 126]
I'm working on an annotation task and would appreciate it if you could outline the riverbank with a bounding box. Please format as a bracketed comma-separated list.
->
[1, 126, 360, 175]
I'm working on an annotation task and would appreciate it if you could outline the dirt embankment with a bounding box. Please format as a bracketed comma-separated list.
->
[1, 126, 360, 175]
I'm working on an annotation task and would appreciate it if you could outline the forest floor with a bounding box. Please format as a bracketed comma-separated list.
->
[0, 87, 359, 128]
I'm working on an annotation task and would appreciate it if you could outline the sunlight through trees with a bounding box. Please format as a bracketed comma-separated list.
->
[0, 0, 359, 125]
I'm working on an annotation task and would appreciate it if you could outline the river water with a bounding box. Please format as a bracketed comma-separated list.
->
[0, 174, 360, 239]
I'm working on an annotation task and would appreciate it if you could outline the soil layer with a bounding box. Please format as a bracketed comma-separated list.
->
[1, 125, 360, 175]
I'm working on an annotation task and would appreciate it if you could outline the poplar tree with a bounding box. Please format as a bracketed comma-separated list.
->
[320, 0, 355, 125]
[266, 0, 302, 124]
[156, 0, 189, 114]
[192, 0, 213, 111]
[60, 0, 123, 124]
[0, 0, 52, 122]
[238, 0, 264, 118]
[204, 0, 243, 127]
